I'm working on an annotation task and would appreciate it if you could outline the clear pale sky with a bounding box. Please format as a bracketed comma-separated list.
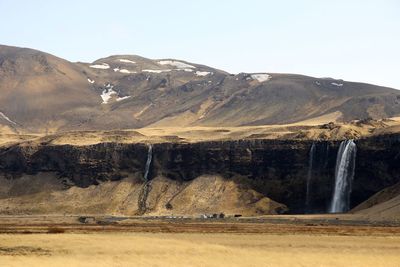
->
[1, 0, 399, 88]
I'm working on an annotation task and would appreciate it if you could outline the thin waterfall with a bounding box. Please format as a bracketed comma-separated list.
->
[330, 139, 357, 213]
[143, 144, 153, 181]
[323, 142, 330, 169]
[138, 144, 153, 214]
[305, 142, 316, 211]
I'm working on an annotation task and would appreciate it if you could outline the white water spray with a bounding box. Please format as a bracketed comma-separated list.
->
[330, 139, 357, 213]
[305, 142, 316, 210]
[143, 144, 153, 181]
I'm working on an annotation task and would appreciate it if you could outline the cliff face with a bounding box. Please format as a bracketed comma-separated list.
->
[0, 135, 399, 214]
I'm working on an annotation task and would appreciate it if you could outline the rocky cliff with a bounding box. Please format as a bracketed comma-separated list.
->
[0, 134, 399, 215]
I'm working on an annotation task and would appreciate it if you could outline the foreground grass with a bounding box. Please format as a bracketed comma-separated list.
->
[0, 232, 399, 267]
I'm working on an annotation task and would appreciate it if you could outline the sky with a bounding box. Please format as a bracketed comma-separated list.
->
[1, 0, 399, 88]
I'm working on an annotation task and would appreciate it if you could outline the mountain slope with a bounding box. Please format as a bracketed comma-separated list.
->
[0, 45, 100, 132]
[1, 44, 400, 132]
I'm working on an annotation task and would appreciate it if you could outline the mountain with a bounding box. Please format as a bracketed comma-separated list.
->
[1, 44, 400, 133]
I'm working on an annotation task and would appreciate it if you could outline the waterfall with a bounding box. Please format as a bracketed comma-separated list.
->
[138, 144, 153, 214]
[305, 142, 316, 211]
[323, 142, 330, 169]
[330, 139, 357, 213]
[143, 144, 153, 181]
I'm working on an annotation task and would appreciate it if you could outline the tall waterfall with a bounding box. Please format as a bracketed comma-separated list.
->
[305, 142, 316, 211]
[143, 144, 153, 181]
[330, 139, 357, 213]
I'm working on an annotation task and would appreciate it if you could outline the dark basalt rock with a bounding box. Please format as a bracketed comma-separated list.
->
[0, 134, 399, 214]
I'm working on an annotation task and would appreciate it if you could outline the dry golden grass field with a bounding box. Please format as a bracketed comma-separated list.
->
[0, 215, 399, 267]
[0, 232, 400, 267]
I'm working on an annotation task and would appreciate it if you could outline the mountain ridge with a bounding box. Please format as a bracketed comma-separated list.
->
[1, 44, 399, 133]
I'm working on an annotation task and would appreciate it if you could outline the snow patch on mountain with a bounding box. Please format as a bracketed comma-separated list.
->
[331, 82, 343, 87]
[116, 96, 131, 101]
[119, 69, 135, 74]
[87, 78, 95, 84]
[119, 59, 136, 64]
[0, 112, 17, 125]
[101, 89, 117, 104]
[114, 68, 136, 74]
[101, 84, 117, 104]
[100, 84, 131, 104]
[195, 71, 211, 76]
[158, 60, 195, 69]
[143, 69, 171, 73]
[90, 63, 110, 69]
[251, 74, 271, 82]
